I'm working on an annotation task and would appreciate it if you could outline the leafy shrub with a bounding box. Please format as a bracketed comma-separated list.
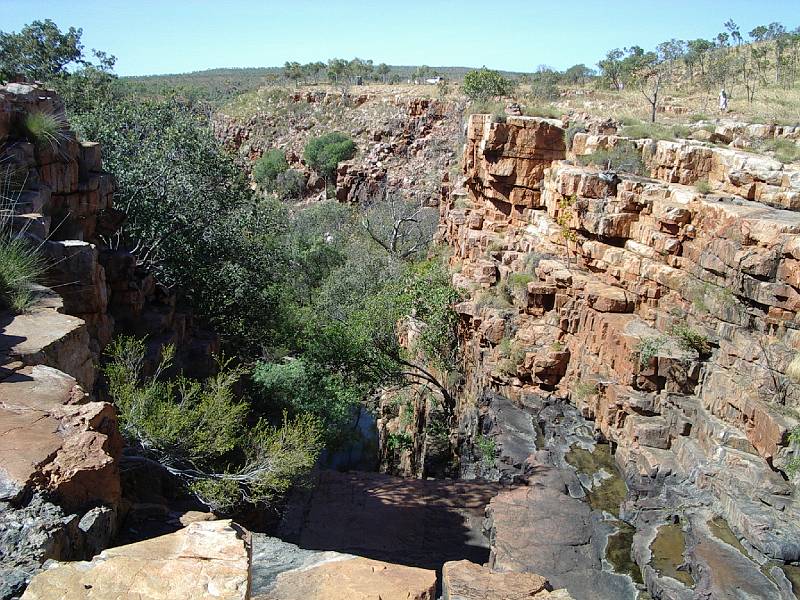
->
[474, 433, 497, 466]
[72, 97, 292, 355]
[528, 69, 560, 100]
[786, 426, 800, 475]
[574, 381, 599, 400]
[252, 358, 361, 445]
[274, 168, 306, 200]
[303, 132, 356, 179]
[523, 252, 542, 273]
[498, 337, 526, 375]
[670, 324, 711, 355]
[636, 336, 666, 369]
[508, 272, 534, 289]
[105, 336, 323, 513]
[252, 149, 288, 190]
[23, 111, 66, 148]
[463, 67, 514, 102]
[578, 142, 646, 176]
[695, 180, 712, 194]
[387, 432, 413, 451]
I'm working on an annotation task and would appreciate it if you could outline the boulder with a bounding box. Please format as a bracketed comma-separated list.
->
[251, 535, 436, 600]
[21, 520, 250, 600]
[0, 363, 121, 508]
[442, 560, 574, 599]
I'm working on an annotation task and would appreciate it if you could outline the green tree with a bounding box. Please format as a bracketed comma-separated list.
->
[253, 149, 289, 190]
[598, 48, 626, 90]
[0, 19, 85, 81]
[563, 64, 593, 85]
[283, 61, 304, 87]
[462, 67, 513, 101]
[303, 132, 356, 180]
[377, 62, 391, 83]
[72, 96, 293, 354]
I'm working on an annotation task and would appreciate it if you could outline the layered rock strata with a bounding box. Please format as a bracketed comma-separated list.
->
[434, 113, 800, 599]
[0, 83, 216, 597]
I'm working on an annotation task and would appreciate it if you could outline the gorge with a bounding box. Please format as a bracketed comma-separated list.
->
[2, 15, 800, 600]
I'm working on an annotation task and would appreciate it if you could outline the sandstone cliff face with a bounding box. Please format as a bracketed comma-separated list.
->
[437, 113, 800, 599]
[0, 83, 218, 377]
[0, 83, 219, 598]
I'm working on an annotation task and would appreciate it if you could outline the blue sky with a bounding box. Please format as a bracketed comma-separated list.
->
[3, 0, 799, 76]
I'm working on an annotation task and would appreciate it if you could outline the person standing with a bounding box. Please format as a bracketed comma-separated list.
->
[719, 89, 729, 112]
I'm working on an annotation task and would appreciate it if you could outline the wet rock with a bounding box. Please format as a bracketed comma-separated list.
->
[486, 462, 637, 600]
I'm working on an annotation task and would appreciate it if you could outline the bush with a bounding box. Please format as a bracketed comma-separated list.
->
[72, 97, 292, 355]
[760, 139, 800, 164]
[578, 141, 646, 176]
[303, 132, 356, 179]
[463, 67, 514, 102]
[474, 433, 497, 466]
[528, 69, 560, 101]
[508, 272, 534, 289]
[252, 149, 288, 190]
[573, 381, 598, 400]
[695, 179, 712, 194]
[274, 168, 306, 200]
[105, 336, 323, 513]
[670, 324, 711, 355]
[387, 432, 413, 452]
[636, 336, 666, 369]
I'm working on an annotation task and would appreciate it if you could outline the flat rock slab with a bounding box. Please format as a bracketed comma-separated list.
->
[20, 520, 250, 600]
[0, 307, 94, 390]
[252, 535, 436, 600]
[279, 470, 499, 571]
[442, 559, 575, 600]
[487, 463, 637, 600]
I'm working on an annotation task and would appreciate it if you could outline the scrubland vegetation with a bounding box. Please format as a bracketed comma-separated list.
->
[2, 14, 799, 514]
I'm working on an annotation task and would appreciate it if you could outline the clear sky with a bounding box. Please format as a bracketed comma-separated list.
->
[3, 0, 799, 76]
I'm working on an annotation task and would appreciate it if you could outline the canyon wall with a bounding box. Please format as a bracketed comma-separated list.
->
[0, 83, 217, 597]
[435, 113, 800, 598]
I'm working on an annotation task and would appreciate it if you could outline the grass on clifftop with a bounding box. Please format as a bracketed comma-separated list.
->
[0, 163, 45, 313]
[23, 111, 67, 148]
[0, 235, 44, 312]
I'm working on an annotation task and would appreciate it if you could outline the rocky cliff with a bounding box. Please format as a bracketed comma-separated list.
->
[0, 83, 218, 598]
[433, 113, 800, 598]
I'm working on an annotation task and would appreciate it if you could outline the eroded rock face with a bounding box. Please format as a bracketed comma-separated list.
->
[20, 520, 251, 600]
[0, 83, 219, 376]
[438, 111, 800, 598]
[442, 560, 574, 600]
[252, 535, 436, 600]
[0, 362, 121, 508]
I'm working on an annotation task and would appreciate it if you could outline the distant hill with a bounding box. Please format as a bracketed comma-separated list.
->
[121, 65, 531, 105]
